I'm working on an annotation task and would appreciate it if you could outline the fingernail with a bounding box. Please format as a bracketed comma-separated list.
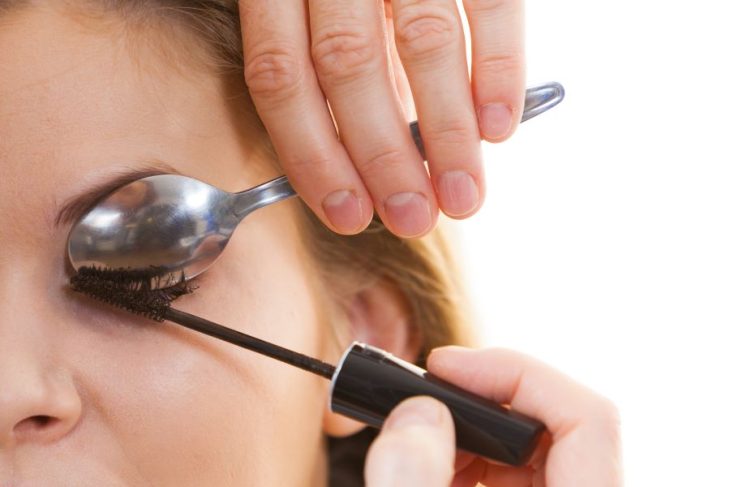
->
[478, 102, 513, 140]
[437, 170, 479, 217]
[388, 397, 445, 430]
[384, 192, 432, 237]
[322, 189, 364, 233]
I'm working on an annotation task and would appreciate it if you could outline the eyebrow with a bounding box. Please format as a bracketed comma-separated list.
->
[54, 160, 182, 228]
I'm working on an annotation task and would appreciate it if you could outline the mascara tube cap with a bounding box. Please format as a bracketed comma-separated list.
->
[329, 342, 545, 466]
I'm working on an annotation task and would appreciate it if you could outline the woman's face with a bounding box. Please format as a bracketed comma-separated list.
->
[0, 6, 334, 485]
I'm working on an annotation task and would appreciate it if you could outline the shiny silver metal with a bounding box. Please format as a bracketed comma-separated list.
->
[409, 81, 565, 158]
[67, 175, 296, 287]
[521, 81, 565, 122]
[68, 82, 565, 286]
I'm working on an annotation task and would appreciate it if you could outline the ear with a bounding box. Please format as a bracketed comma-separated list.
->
[322, 278, 422, 438]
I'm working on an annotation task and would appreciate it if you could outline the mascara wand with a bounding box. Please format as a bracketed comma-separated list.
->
[71, 266, 545, 466]
[166, 308, 335, 379]
[69, 266, 335, 378]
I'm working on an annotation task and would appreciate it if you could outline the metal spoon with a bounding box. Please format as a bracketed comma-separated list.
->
[68, 82, 565, 286]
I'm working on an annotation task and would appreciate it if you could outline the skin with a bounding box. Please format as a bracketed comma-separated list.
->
[0, 5, 622, 487]
[239, 0, 526, 238]
[0, 6, 335, 485]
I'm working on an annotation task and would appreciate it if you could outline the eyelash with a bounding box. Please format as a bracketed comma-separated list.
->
[67, 266, 202, 317]
[175, 274, 201, 300]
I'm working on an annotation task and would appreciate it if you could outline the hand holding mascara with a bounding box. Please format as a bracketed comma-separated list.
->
[364, 347, 624, 486]
[70, 267, 545, 467]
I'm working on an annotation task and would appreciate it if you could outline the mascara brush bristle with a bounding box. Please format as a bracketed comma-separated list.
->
[70, 266, 194, 321]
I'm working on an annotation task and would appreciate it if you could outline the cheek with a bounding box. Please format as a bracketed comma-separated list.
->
[64, 306, 327, 483]
[62, 315, 267, 482]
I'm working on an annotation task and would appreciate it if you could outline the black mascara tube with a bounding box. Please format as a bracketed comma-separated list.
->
[330, 342, 545, 466]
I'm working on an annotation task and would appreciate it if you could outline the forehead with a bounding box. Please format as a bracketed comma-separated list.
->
[0, 7, 261, 238]
[0, 6, 227, 170]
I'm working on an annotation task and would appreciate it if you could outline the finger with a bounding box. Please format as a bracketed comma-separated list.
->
[427, 346, 615, 438]
[310, 1, 438, 238]
[452, 458, 534, 487]
[365, 396, 455, 487]
[240, 0, 373, 235]
[392, 0, 484, 218]
[453, 450, 476, 473]
[463, 0, 526, 142]
[427, 347, 623, 486]
[383, 6, 416, 121]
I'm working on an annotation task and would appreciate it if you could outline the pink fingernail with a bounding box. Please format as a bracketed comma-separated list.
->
[322, 190, 364, 233]
[437, 170, 479, 217]
[384, 192, 432, 238]
[478, 103, 513, 140]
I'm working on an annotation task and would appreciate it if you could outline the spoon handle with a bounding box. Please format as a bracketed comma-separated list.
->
[233, 81, 565, 217]
[409, 81, 565, 159]
[232, 175, 297, 217]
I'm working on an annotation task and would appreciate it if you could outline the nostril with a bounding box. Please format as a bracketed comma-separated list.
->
[14, 415, 59, 436]
[32, 415, 53, 427]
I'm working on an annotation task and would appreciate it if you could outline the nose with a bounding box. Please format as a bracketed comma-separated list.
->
[0, 290, 82, 449]
[0, 361, 82, 448]
[0, 342, 82, 449]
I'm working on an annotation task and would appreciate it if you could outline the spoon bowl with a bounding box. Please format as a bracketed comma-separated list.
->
[67, 175, 295, 286]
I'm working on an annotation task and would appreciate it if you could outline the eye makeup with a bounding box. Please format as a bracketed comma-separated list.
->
[70, 265, 546, 466]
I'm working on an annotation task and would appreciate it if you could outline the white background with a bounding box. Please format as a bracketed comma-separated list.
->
[454, 1, 730, 485]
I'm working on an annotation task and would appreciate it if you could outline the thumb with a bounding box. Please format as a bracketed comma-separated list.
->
[364, 396, 455, 487]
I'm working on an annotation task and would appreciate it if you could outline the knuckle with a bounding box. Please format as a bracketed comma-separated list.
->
[465, 0, 511, 15]
[357, 147, 406, 180]
[425, 121, 478, 147]
[599, 399, 623, 448]
[588, 396, 622, 435]
[311, 28, 379, 84]
[283, 148, 341, 180]
[598, 398, 622, 427]
[474, 52, 523, 77]
[395, 5, 459, 63]
[244, 45, 304, 101]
